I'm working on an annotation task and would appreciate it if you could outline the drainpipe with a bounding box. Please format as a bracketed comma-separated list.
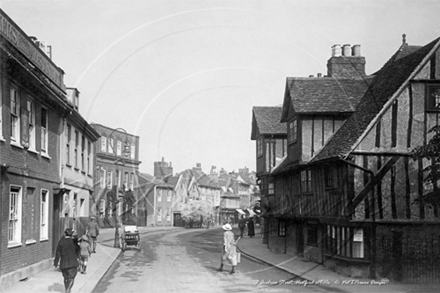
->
[153, 185, 157, 227]
[340, 158, 376, 280]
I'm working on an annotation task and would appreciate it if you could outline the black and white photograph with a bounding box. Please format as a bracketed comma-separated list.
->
[1, 0, 440, 292]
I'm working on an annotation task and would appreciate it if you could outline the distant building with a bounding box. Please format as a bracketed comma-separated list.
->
[90, 124, 142, 227]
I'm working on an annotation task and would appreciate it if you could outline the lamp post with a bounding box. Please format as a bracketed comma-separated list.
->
[108, 128, 130, 248]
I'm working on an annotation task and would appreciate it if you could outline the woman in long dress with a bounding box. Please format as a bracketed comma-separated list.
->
[247, 217, 255, 238]
[218, 223, 240, 274]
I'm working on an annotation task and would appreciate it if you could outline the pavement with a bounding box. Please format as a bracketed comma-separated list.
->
[234, 225, 440, 293]
[3, 225, 439, 293]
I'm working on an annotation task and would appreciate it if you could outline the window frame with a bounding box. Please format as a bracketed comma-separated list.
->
[40, 189, 49, 240]
[74, 130, 79, 168]
[66, 124, 71, 165]
[287, 118, 298, 144]
[301, 169, 312, 194]
[257, 137, 263, 157]
[101, 137, 107, 152]
[10, 87, 20, 144]
[27, 98, 36, 150]
[9, 185, 22, 246]
[40, 106, 48, 155]
[426, 84, 440, 112]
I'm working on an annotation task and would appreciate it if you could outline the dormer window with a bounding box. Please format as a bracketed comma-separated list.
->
[427, 85, 440, 111]
[288, 119, 297, 144]
[257, 137, 263, 157]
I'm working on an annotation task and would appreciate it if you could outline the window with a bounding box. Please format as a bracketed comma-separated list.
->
[108, 138, 114, 154]
[167, 190, 171, 202]
[157, 189, 162, 202]
[157, 208, 162, 222]
[66, 124, 71, 165]
[107, 171, 113, 188]
[87, 141, 91, 174]
[288, 119, 297, 144]
[166, 208, 171, 222]
[427, 85, 440, 111]
[72, 193, 77, 219]
[74, 130, 79, 168]
[124, 172, 129, 190]
[27, 99, 35, 149]
[130, 172, 134, 190]
[268, 182, 274, 195]
[352, 228, 364, 258]
[80, 198, 85, 216]
[324, 225, 364, 258]
[130, 144, 135, 159]
[81, 136, 85, 171]
[279, 221, 286, 236]
[41, 107, 48, 153]
[40, 190, 49, 239]
[117, 140, 122, 156]
[301, 169, 312, 194]
[9, 186, 22, 244]
[257, 137, 263, 157]
[10, 88, 20, 143]
[101, 137, 107, 152]
[100, 168, 106, 188]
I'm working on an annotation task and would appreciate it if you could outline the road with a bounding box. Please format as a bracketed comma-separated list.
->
[93, 227, 344, 293]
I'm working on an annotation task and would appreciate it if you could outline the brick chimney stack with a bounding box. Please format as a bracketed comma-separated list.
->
[154, 157, 173, 178]
[327, 44, 365, 79]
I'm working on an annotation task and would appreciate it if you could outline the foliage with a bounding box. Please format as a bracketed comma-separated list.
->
[180, 200, 214, 226]
[411, 125, 440, 208]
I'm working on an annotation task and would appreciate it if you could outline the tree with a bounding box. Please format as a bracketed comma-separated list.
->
[411, 125, 440, 207]
[180, 200, 214, 228]
[121, 189, 137, 225]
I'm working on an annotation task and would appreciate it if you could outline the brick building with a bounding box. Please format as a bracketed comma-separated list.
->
[90, 124, 142, 227]
[0, 9, 80, 289]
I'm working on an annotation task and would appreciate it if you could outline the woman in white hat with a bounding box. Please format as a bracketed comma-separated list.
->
[218, 223, 240, 274]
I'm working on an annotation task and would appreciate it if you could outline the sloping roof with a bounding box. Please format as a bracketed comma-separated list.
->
[251, 106, 286, 140]
[312, 37, 440, 162]
[281, 77, 372, 119]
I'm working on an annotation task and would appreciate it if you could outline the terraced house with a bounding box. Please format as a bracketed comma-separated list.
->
[253, 36, 440, 283]
[0, 9, 98, 289]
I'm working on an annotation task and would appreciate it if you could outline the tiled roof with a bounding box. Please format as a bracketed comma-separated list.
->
[283, 77, 372, 116]
[251, 106, 286, 140]
[312, 37, 440, 162]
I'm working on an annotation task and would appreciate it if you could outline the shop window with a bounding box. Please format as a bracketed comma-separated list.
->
[426, 85, 440, 111]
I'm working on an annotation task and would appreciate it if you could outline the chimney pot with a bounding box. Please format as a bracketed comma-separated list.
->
[343, 44, 351, 56]
[309, 74, 314, 78]
[352, 44, 361, 57]
[332, 44, 342, 57]
[317, 73, 322, 77]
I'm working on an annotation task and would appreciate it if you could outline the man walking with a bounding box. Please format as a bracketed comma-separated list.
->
[86, 215, 99, 253]
[54, 228, 80, 293]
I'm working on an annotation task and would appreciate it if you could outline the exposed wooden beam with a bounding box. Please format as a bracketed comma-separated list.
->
[349, 156, 401, 214]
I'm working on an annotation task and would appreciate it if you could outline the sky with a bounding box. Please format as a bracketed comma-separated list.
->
[2, 0, 440, 175]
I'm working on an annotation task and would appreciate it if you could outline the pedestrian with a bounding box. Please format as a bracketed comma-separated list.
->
[238, 215, 246, 238]
[247, 217, 255, 238]
[86, 215, 99, 253]
[54, 228, 80, 293]
[218, 223, 240, 274]
[78, 235, 92, 274]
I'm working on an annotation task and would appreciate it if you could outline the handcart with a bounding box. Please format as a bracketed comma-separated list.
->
[120, 225, 141, 252]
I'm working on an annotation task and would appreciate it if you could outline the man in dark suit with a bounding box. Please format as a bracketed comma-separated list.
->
[54, 228, 80, 293]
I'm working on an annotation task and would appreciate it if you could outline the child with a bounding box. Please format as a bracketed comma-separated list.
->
[78, 235, 92, 274]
